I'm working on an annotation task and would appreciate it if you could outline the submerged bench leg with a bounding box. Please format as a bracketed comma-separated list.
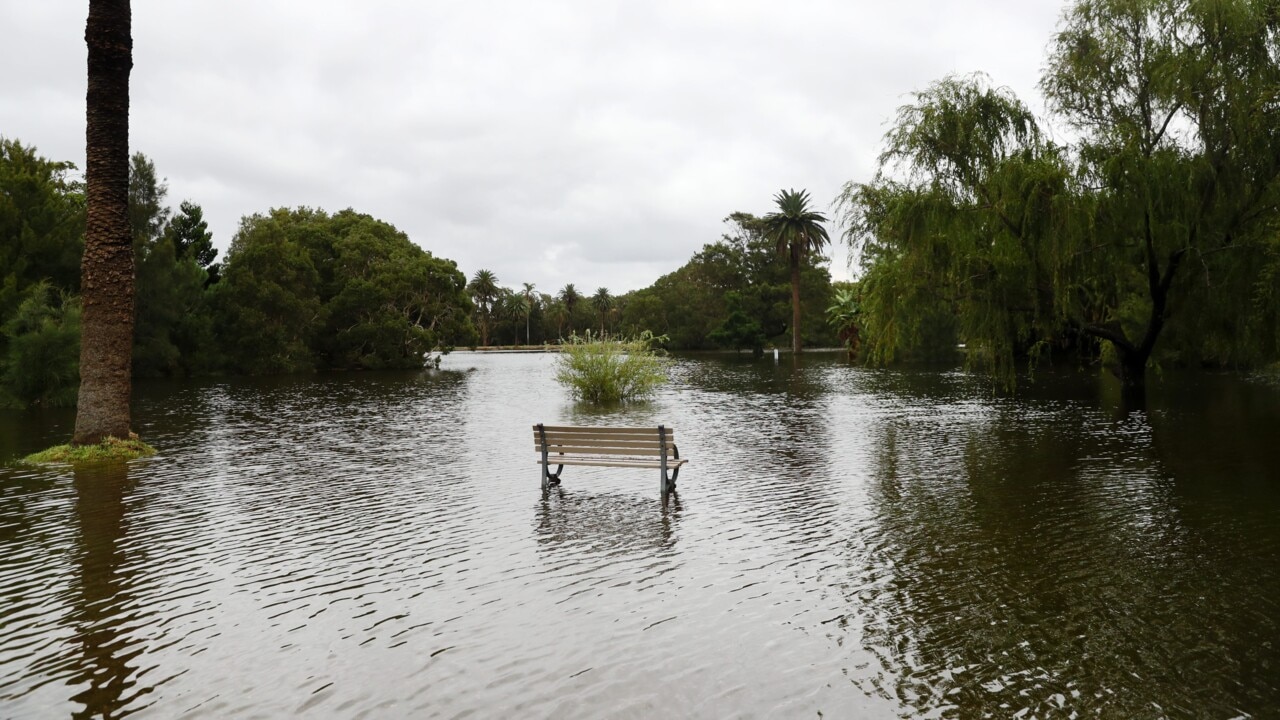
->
[537, 423, 564, 492]
[540, 462, 564, 492]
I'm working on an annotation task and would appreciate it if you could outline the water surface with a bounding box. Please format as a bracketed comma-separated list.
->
[2, 354, 1278, 718]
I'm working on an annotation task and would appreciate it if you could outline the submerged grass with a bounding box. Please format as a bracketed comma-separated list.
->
[23, 435, 156, 466]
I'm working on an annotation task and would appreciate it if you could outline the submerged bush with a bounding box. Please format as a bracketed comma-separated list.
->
[554, 330, 668, 404]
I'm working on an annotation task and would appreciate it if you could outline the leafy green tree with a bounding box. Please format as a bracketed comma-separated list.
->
[840, 0, 1280, 396]
[126, 152, 215, 377]
[215, 211, 322, 374]
[217, 207, 474, 372]
[0, 282, 81, 407]
[133, 232, 211, 376]
[490, 287, 526, 346]
[838, 77, 1043, 372]
[708, 291, 767, 354]
[75, 0, 137, 445]
[0, 138, 85, 317]
[762, 188, 831, 354]
[826, 284, 861, 359]
[618, 212, 834, 352]
[1042, 0, 1280, 390]
[164, 200, 220, 285]
[324, 215, 472, 367]
[127, 153, 168, 248]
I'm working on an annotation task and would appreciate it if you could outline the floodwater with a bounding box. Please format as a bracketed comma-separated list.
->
[1, 353, 1278, 718]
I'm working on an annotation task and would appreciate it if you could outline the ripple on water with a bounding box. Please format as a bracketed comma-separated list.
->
[1, 357, 1279, 718]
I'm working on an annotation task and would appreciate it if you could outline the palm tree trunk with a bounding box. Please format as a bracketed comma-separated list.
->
[74, 0, 134, 445]
[790, 248, 802, 355]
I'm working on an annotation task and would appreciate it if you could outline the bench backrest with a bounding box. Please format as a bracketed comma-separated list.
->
[533, 425, 676, 457]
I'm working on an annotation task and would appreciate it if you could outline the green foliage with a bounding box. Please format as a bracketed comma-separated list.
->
[1, 140, 480, 390]
[618, 212, 834, 351]
[591, 287, 613, 333]
[214, 211, 321, 374]
[127, 159, 220, 377]
[165, 200, 220, 284]
[0, 138, 84, 319]
[841, 0, 1280, 388]
[217, 207, 475, 373]
[134, 235, 214, 376]
[0, 282, 81, 407]
[764, 189, 831, 261]
[708, 291, 767, 353]
[128, 153, 169, 248]
[764, 188, 832, 353]
[839, 76, 1065, 379]
[554, 330, 669, 404]
[468, 269, 500, 346]
[826, 284, 862, 356]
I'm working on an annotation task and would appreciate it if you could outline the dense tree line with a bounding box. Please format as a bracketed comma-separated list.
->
[3, 140, 841, 409]
[0, 142, 476, 408]
[461, 209, 839, 354]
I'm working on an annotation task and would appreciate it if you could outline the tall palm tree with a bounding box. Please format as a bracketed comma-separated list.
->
[548, 300, 569, 340]
[521, 282, 536, 345]
[467, 269, 498, 346]
[558, 283, 581, 335]
[762, 188, 830, 354]
[591, 287, 612, 334]
[75, 0, 136, 445]
[499, 289, 525, 346]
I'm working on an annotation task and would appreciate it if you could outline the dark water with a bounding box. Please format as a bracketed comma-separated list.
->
[1, 353, 1278, 718]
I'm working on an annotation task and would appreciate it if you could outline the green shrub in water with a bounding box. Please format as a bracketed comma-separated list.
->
[554, 330, 668, 404]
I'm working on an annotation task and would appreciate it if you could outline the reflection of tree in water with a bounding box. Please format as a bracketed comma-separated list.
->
[674, 352, 829, 400]
[534, 489, 682, 558]
[838, 398, 1278, 717]
[64, 465, 143, 719]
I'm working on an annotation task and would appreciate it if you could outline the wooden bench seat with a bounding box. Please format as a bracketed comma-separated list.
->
[534, 424, 687, 495]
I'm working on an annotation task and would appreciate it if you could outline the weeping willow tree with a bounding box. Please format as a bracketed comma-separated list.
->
[839, 0, 1280, 398]
[839, 77, 1083, 380]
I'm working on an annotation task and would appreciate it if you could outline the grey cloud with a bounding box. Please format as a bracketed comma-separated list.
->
[2, 0, 1067, 293]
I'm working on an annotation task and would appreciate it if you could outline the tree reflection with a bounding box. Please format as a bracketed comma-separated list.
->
[65, 465, 141, 719]
[836, 393, 1274, 717]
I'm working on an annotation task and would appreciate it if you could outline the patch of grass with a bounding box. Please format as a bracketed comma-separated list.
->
[23, 435, 157, 466]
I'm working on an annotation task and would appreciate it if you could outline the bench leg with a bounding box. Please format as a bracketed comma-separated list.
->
[541, 463, 564, 492]
[660, 467, 678, 496]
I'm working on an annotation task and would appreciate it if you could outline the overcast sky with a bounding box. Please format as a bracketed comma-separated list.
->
[2, 0, 1068, 295]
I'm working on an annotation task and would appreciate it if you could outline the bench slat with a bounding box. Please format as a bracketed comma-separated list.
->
[534, 445, 679, 457]
[534, 431, 675, 443]
[532, 438, 675, 448]
[534, 425, 669, 435]
[536, 457, 689, 469]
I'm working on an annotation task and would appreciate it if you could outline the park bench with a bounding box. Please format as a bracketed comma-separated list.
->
[533, 424, 687, 495]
